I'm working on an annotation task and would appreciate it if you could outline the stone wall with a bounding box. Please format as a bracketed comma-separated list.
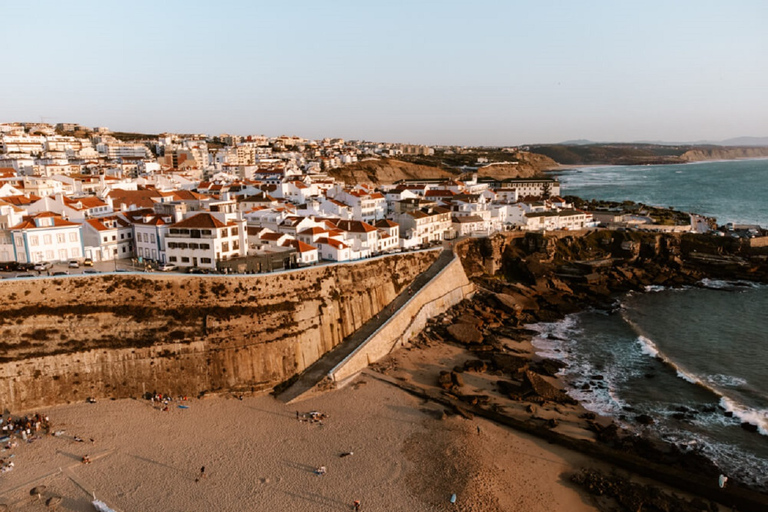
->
[0, 252, 439, 411]
[329, 256, 475, 383]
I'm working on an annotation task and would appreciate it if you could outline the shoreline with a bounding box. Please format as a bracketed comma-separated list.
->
[439, 231, 768, 510]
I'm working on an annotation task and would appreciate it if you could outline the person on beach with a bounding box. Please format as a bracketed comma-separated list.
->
[196, 466, 206, 482]
[353, 500, 361, 511]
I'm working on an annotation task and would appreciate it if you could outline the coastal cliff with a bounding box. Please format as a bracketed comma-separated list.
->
[329, 158, 455, 185]
[0, 252, 438, 410]
[679, 147, 768, 162]
[477, 151, 559, 178]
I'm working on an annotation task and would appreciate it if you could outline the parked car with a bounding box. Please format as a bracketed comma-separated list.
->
[0, 261, 18, 272]
[158, 263, 177, 272]
[83, 258, 93, 267]
[15, 273, 34, 278]
[17, 262, 35, 271]
[52, 271, 69, 276]
[33, 261, 53, 271]
[68, 260, 80, 268]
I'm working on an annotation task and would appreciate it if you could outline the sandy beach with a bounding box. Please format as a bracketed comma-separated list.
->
[0, 371, 601, 512]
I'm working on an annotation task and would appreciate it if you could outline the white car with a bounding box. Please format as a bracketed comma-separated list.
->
[33, 261, 52, 271]
[158, 263, 177, 272]
[68, 260, 80, 268]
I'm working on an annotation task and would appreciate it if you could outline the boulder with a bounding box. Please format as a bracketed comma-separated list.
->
[463, 359, 488, 373]
[450, 371, 464, 388]
[636, 414, 655, 426]
[447, 323, 484, 345]
[524, 371, 576, 404]
[492, 353, 528, 373]
[438, 371, 454, 390]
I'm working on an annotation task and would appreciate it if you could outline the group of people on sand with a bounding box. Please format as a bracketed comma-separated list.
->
[297, 410, 328, 425]
[1, 412, 52, 438]
[0, 412, 56, 474]
[147, 392, 190, 412]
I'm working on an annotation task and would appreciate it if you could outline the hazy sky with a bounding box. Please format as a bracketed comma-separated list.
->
[2, 0, 766, 145]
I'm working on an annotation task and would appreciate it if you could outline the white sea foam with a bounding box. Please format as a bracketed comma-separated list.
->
[720, 397, 768, 436]
[700, 278, 762, 290]
[635, 336, 659, 358]
[706, 374, 748, 388]
[643, 285, 666, 293]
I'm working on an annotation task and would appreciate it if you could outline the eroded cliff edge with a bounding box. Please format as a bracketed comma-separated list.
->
[0, 251, 438, 410]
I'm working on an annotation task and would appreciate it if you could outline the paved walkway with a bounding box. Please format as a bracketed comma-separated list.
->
[276, 248, 455, 403]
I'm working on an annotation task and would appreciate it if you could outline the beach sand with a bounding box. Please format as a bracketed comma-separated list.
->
[0, 374, 601, 512]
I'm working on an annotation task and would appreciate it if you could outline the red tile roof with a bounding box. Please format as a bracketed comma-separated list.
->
[171, 213, 228, 229]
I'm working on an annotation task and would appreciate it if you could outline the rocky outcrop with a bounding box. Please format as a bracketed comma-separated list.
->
[0, 252, 439, 410]
[329, 158, 455, 185]
[477, 151, 559, 178]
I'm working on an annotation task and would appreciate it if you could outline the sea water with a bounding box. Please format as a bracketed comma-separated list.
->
[533, 159, 768, 488]
[548, 158, 768, 227]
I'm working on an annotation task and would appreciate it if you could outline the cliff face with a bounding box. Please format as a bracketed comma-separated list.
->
[680, 147, 768, 162]
[329, 158, 455, 185]
[0, 252, 438, 410]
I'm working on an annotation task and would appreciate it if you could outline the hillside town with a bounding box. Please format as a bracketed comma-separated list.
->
[0, 121, 589, 272]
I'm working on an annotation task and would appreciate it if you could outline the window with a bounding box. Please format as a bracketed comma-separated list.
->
[201, 258, 211, 264]
[201, 229, 211, 236]
[200, 243, 210, 250]
[181, 257, 190, 263]
[70, 232, 78, 242]
[233, 241, 239, 250]
[128, 232, 132, 238]
[150, 234, 156, 243]
[231, 227, 238, 236]
[138, 248, 144, 257]
[112, 235, 116, 241]
[221, 242, 229, 252]
[30, 236, 39, 246]
[44, 234, 52, 244]
[169, 256, 177, 262]
[46, 250, 54, 259]
[57, 233, 65, 243]
[120, 234, 124, 240]
[103, 237, 108, 243]
[189, 243, 198, 250]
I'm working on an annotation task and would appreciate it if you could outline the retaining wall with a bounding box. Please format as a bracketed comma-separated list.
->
[329, 256, 475, 383]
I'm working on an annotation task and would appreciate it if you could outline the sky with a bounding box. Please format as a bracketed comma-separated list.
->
[2, 0, 767, 146]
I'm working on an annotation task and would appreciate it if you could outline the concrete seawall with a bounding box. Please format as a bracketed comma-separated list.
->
[329, 255, 475, 384]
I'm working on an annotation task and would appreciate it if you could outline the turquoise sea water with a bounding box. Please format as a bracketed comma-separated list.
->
[535, 159, 768, 488]
[548, 158, 768, 227]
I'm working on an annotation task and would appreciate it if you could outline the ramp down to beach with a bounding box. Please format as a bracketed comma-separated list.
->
[277, 249, 475, 403]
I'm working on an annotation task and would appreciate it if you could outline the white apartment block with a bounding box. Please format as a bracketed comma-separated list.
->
[10, 212, 83, 263]
[165, 212, 247, 269]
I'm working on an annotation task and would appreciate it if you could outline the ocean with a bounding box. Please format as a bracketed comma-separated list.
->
[534, 159, 768, 489]
[548, 158, 768, 227]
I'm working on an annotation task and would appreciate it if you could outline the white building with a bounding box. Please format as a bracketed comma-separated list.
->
[165, 212, 247, 269]
[9, 212, 83, 263]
